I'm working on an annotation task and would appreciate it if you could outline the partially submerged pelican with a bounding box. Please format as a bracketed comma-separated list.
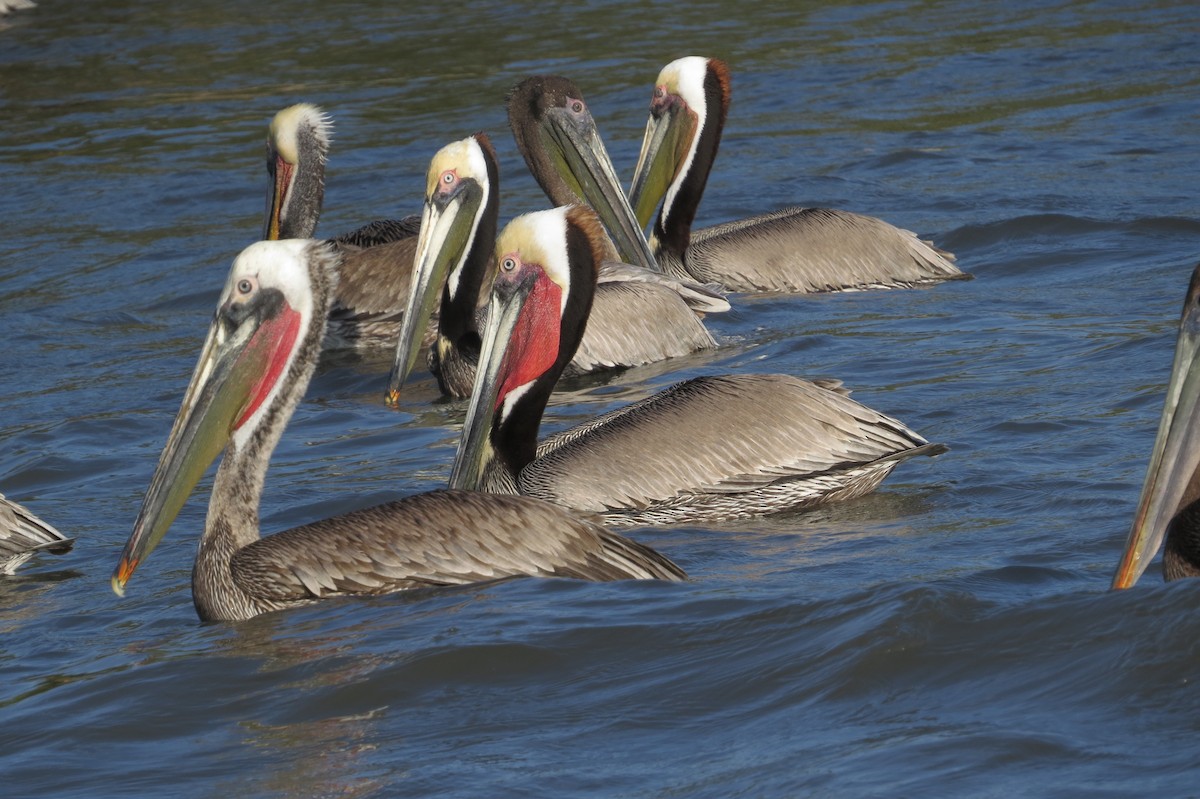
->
[385, 132, 727, 402]
[111, 239, 684, 622]
[1113, 263, 1200, 588]
[449, 204, 947, 528]
[628, 57, 966, 293]
[1, 493, 72, 575]
[265, 103, 426, 350]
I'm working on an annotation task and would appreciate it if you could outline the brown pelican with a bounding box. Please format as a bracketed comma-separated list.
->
[627, 56, 966, 293]
[506, 79, 731, 346]
[449, 204, 947, 528]
[1, 493, 73, 574]
[1113, 263, 1200, 588]
[265, 103, 426, 350]
[111, 239, 685, 622]
[508, 75, 662, 273]
[386, 132, 729, 402]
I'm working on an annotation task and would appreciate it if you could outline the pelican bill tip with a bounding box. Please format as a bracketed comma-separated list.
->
[1110, 535, 1153, 590]
[111, 558, 137, 597]
[1110, 562, 1139, 591]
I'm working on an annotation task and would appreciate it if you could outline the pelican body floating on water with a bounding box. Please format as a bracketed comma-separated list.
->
[1, 494, 73, 575]
[1113, 263, 1200, 588]
[449, 204, 947, 528]
[385, 132, 728, 402]
[628, 57, 966, 293]
[265, 103, 426, 350]
[111, 239, 684, 622]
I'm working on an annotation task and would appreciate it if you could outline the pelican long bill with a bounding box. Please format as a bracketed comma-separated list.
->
[447, 266, 527, 492]
[629, 85, 697, 232]
[265, 154, 291, 240]
[1113, 267, 1200, 589]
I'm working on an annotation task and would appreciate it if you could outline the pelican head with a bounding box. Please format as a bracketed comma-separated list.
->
[450, 205, 604, 491]
[264, 104, 332, 240]
[112, 240, 337, 596]
[385, 133, 498, 407]
[629, 56, 730, 236]
[507, 76, 658, 272]
[1113, 263, 1200, 588]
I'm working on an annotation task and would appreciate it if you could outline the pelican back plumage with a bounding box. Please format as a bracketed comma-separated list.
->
[525, 373, 944, 527]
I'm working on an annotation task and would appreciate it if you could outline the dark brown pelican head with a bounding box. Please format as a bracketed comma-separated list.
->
[264, 104, 332, 240]
[1113, 263, 1200, 588]
[385, 133, 499, 406]
[449, 205, 604, 491]
[506, 76, 659, 272]
[629, 56, 731, 258]
[112, 240, 337, 596]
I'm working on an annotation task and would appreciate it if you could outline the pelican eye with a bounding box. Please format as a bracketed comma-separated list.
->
[570, 99, 584, 114]
[501, 257, 517, 272]
[237, 278, 254, 295]
[441, 170, 455, 185]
